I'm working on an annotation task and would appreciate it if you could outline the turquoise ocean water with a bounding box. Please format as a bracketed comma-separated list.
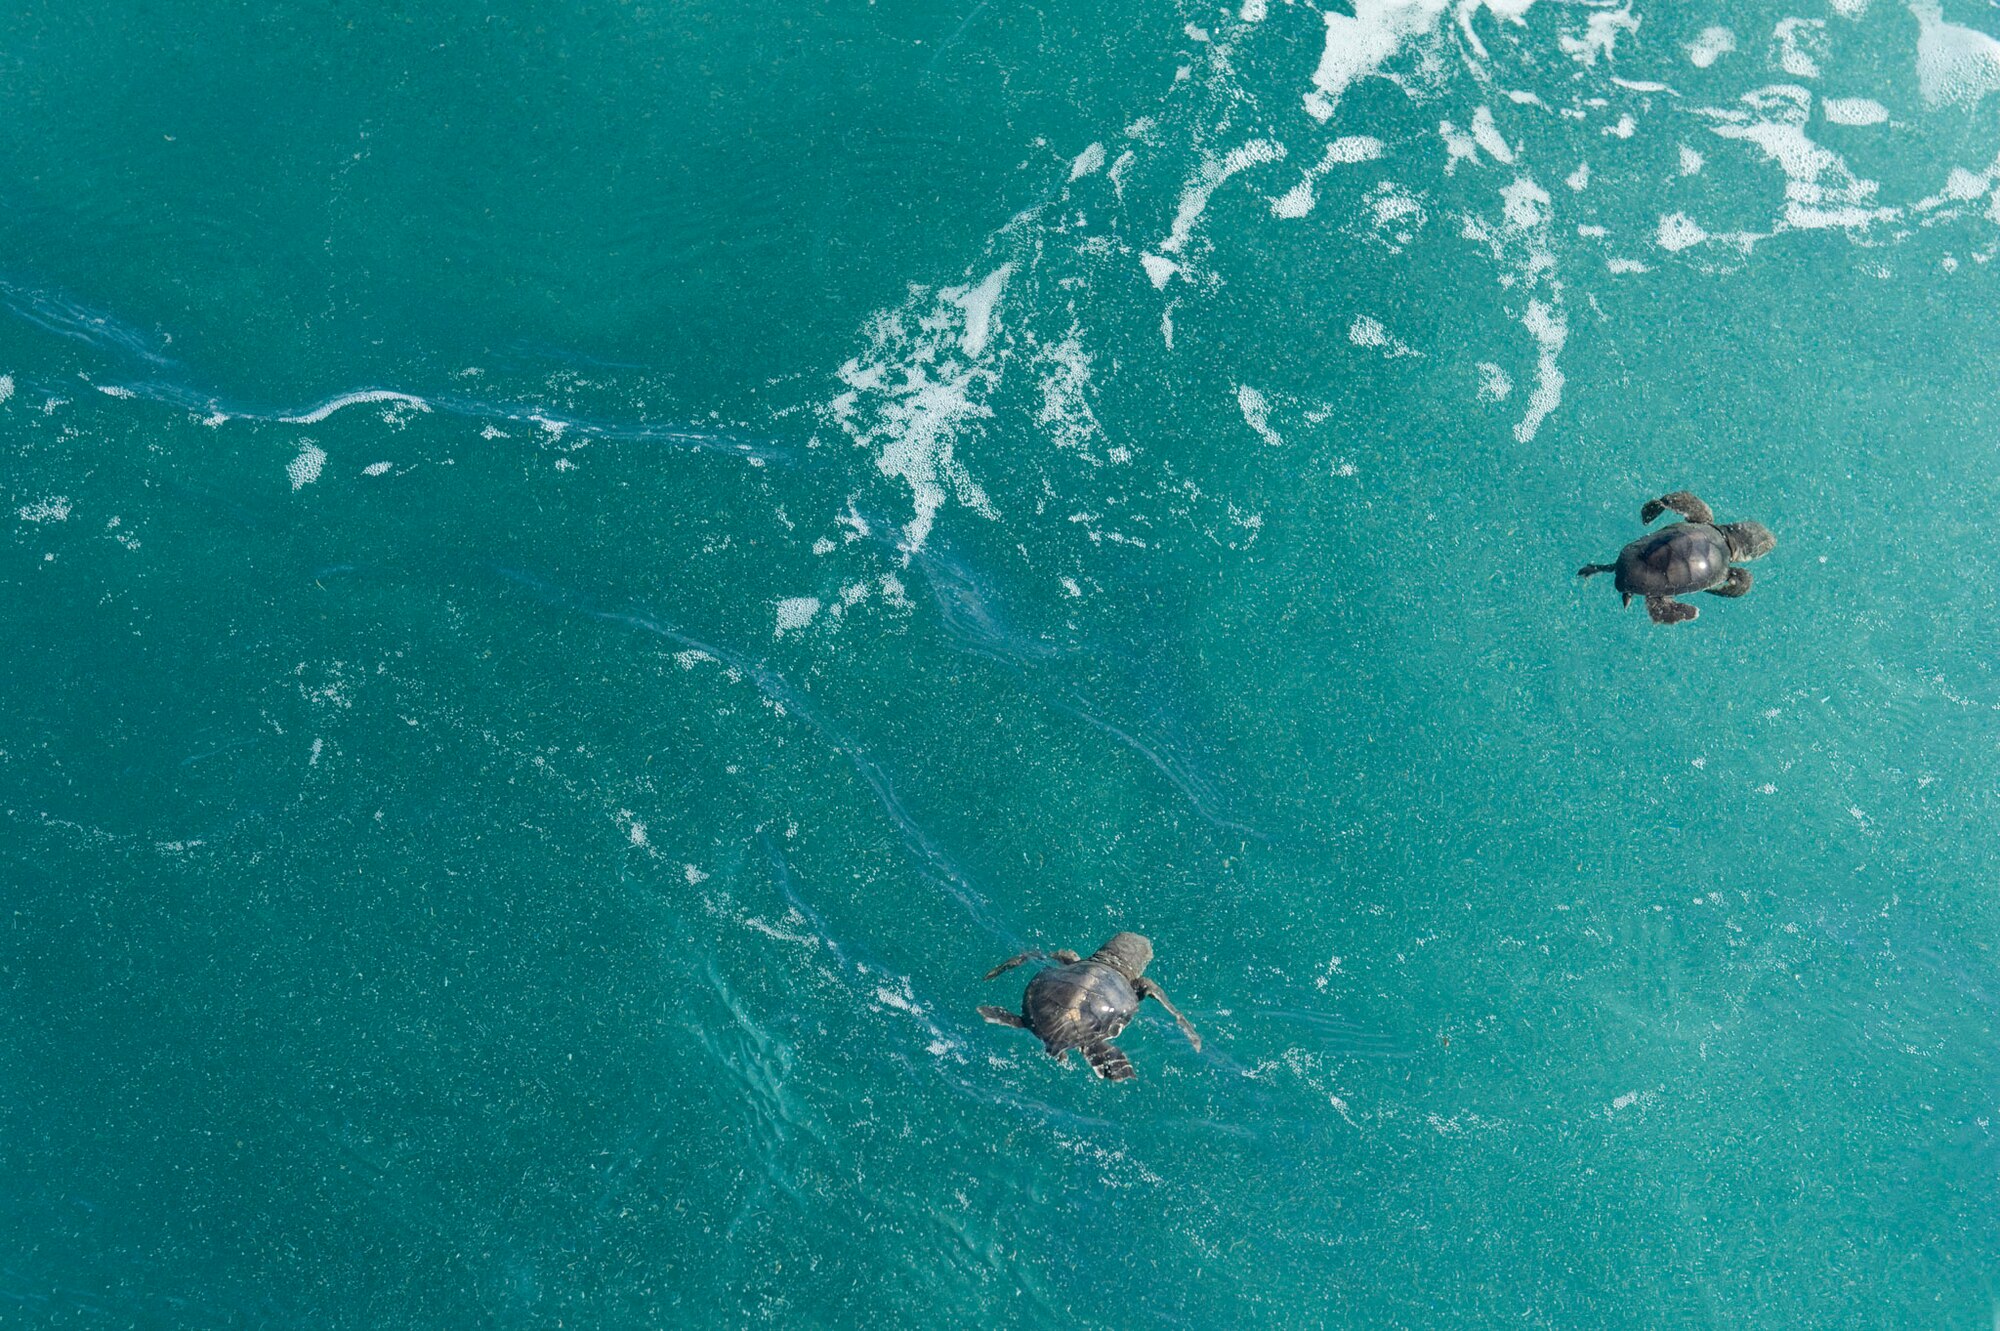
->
[4, 1, 1998, 1324]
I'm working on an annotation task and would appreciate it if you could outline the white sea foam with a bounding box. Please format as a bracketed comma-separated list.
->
[1605, 1087, 1659, 1117]
[1105, 148, 1136, 200]
[1704, 85, 1897, 231]
[1913, 158, 2000, 216]
[1160, 140, 1285, 256]
[1271, 182, 1316, 219]
[871, 977, 924, 1016]
[1774, 18, 1827, 79]
[288, 443, 326, 490]
[774, 596, 821, 638]
[1657, 211, 1710, 250]
[1270, 137, 1385, 217]
[1945, 167, 1990, 199]
[1455, 0, 1539, 60]
[1140, 253, 1181, 288]
[1303, 0, 1452, 122]
[1442, 107, 1516, 171]
[1513, 299, 1566, 443]
[1349, 313, 1420, 357]
[362, 461, 392, 476]
[1236, 384, 1282, 446]
[1304, 0, 1547, 119]
[0, 375, 13, 404]
[280, 390, 430, 425]
[1471, 105, 1516, 163]
[1360, 182, 1427, 250]
[1454, 160, 1566, 439]
[948, 265, 1012, 359]
[828, 271, 1008, 554]
[1441, 120, 1482, 173]
[1606, 257, 1650, 273]
[1821, 97, 1889, 125]
[1914, 3, 2000, 109]
[1501, 176, 1551, 230]
[17, 496, 69, 522]
[1561, 6, 1638, 65]
[1680, 144, 1706, 174]
[1688, 26, 1736, 68]
[1069, 142, 1106, 181]
[1034, 332, 1104, 456]
[1475, 362, 1513, 401]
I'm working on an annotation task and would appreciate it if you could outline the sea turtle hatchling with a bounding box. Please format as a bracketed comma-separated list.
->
[1578, 491, 1777, 625]
[978, 932, 1201, 1081]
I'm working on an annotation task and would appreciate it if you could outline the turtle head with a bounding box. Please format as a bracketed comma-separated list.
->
[1091, 932, 1153, 980]
[1720, 520, 1776, 561]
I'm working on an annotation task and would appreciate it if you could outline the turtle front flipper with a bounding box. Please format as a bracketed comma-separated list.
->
[1136, 977, 1203, 1052]
[1646, 595, 1698, 625]
[978, 1005, 1028, 1028]
[1052, 949, 1082, 964]
[983, 951, 1048, 980]
[1641, 491, 1715, 525]
[1080, 1040, 1136, 1081]
[1705, 567, 1752, 597]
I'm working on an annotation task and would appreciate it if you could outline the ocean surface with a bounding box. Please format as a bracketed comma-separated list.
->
[4, 1, 1998, 1325]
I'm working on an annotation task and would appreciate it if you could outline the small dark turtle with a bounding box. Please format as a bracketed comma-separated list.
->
[977, 932, 1200, 1081]
[1578, 490, 1776, 625]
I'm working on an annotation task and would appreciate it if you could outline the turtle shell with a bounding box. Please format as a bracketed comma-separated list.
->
[1614, 522, 1732, 598]
[1022, 960, 1139, 1055]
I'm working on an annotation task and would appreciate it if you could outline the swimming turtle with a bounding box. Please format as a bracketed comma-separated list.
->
[977, 932, 1200, 1081]
[1577, 491, 1776, 625]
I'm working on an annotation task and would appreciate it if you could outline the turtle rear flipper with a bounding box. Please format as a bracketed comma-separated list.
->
[977, 1005, 1028, 1028]
[1577, 563, 1615, 579]
[1706, 568, 1752, 597]
[1080, 1041, 1136, 1081]
[1646, 595, 1698, 625]
[1641, 491, 1714, 525]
